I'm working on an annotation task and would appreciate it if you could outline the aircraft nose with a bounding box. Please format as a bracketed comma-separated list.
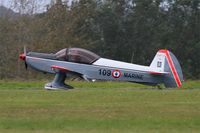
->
[19, 53, 26, 61]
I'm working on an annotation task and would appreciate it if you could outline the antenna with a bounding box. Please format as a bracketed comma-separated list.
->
[130, 51, 134, 63]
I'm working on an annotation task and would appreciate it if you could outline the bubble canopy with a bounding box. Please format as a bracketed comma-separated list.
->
[55, 48, 100, 64]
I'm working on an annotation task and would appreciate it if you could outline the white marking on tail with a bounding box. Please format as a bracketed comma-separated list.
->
[150, 52, 166, 73]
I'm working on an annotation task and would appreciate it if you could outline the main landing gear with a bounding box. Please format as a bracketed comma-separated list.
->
[44, 72, 73, 90]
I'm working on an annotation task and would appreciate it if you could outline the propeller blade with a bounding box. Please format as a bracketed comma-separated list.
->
[25, 62, 28, 70]
[24, 46, 27, 56]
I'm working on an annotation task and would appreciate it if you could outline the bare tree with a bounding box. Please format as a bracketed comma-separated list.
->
[11, 0, 38, 14]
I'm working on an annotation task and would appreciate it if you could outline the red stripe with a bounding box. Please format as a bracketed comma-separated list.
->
[149, 71, 164, 75]
[51, 65, 69, 72]
[158, 49, 167, 53]
[159, 50, 182, 87]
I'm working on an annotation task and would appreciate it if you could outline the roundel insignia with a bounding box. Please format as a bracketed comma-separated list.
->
[112, 70, 122, 78]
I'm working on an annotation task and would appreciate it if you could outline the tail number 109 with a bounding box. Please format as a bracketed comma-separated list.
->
[99, 69, 111, 76]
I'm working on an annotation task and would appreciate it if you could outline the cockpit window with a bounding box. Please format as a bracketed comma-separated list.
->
[55, 48, 100, 64]
[55, 48, 67, 60]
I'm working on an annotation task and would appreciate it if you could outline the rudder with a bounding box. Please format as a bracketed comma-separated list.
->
[159, 50, 183, 88]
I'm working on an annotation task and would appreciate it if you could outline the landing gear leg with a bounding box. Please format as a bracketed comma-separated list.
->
[44, 72, 74, 90]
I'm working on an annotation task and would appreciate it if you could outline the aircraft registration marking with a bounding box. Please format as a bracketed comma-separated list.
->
[98, 69, 143, 80]
[98, 69, 122, 78]
[99, 69, 111, 76]
[124, 73, 144, 80]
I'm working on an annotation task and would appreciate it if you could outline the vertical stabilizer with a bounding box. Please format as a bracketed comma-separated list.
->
[150, 51, 166, 73]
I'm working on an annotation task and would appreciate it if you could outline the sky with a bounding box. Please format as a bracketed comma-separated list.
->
[0, 0, 54, 13]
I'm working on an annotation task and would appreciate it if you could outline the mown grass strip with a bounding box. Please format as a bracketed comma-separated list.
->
[0, 80, 199, 90]
[0, 80, 199, 133]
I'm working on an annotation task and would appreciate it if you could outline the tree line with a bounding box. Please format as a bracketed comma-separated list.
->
[0, 0, 199, 79]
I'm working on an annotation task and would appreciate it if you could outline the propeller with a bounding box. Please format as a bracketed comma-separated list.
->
[24, 46, 28, 70]
[19, 46, 28, 70]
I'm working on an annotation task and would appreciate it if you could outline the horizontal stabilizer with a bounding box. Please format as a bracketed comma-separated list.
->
[148, 71, 169, 75]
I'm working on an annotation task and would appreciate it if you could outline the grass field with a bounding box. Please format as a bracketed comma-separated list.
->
[0, 80, 199, 133]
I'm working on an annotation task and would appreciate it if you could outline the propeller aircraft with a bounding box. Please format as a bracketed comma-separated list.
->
[19, 47, 183, 90]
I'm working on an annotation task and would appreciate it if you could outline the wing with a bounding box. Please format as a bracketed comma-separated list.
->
[51, 65, 70, 73]
[51, 65, 83, 78]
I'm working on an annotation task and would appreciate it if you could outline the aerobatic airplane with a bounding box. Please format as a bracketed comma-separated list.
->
[19, 47, 183, 90]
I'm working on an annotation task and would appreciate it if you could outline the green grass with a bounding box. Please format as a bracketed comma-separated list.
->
[0, 80, 199, 133]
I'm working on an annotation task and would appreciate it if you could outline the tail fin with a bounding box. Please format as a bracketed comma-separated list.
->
[150, 49, 184, 88]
